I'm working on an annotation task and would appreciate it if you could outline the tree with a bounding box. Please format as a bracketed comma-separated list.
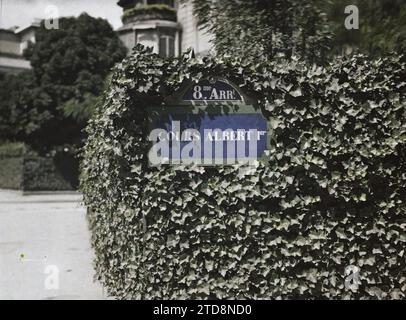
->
[185, 0, 332, 63]
[327, 0, 406, 56]
[186, 0, 405, 61]
[0, 71, 52, 144]
[4, 13, 127, 150]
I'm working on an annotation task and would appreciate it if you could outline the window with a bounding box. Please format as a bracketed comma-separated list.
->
[159, 35, 175, 57]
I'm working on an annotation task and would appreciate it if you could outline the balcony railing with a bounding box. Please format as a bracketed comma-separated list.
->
[122, 4, 177, 24]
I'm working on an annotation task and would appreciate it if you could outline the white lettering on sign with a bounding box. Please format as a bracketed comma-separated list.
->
[209, 88, 218, 100]
[227, 90, 235, 100]
[191, 85, 237, 101]
[148, 121, 266, 165]
[193, 85, 203, 100]
[206, 130, 266, 141]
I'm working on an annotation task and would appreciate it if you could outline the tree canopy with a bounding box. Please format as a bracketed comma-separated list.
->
[0, 72, 52, 143]
[184, 0, 332, 63]
[186, 0, 406, 61]
[0, 13, 127, 151]
[327, 0, 406, 56]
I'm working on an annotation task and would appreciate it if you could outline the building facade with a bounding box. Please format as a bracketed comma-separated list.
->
[0, 0, 213, 75]
[116, 0, 213, 56]
[0, 23, 38, 74]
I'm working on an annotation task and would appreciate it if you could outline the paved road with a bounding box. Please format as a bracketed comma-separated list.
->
[0, 190, 106, 300]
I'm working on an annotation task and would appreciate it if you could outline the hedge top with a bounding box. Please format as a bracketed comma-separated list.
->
[0, 142, 31, 158]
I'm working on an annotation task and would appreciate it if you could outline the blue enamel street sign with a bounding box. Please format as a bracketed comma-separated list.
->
[148, 79, 269, 166]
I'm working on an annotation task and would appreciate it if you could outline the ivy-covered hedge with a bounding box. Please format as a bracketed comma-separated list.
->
[0, 143, 78, 191]
[81, 45, 406, 299]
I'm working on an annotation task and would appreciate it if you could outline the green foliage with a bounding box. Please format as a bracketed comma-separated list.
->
[23, 156, 77, 191]
[0, 142, 29, 158]
[62, 93, 101, 124]
[184, 0, 332, 63]
[0, 142, 78, 191]
[322, 0, 406, 56]
[29, 14, 127, 92]
[0, 146, 25, 189]
[187, 0, 406, 60]
[0, 158, 24, 190]
[81, 45, 406, 299]
[0, 71, 52, 144]
[1, 14, 127, 151]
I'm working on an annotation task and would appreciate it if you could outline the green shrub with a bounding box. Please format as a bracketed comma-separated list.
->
[0, 157, 24, 190]
[0, 143, 78, 191]
[0, 142, 29, 158]
[81, 45, 406, 299]
[22, 156, 77, 191]
[0, 14, 127, 151]
[0, 143, 28, 189]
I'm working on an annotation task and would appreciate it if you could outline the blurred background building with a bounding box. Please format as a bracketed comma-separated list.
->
[117, 0, 212, 57]
[0, 0, 212, 74]
[0, 21, 39, 74]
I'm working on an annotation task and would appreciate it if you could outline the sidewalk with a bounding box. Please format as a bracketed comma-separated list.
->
[0, 190, 106, 300]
